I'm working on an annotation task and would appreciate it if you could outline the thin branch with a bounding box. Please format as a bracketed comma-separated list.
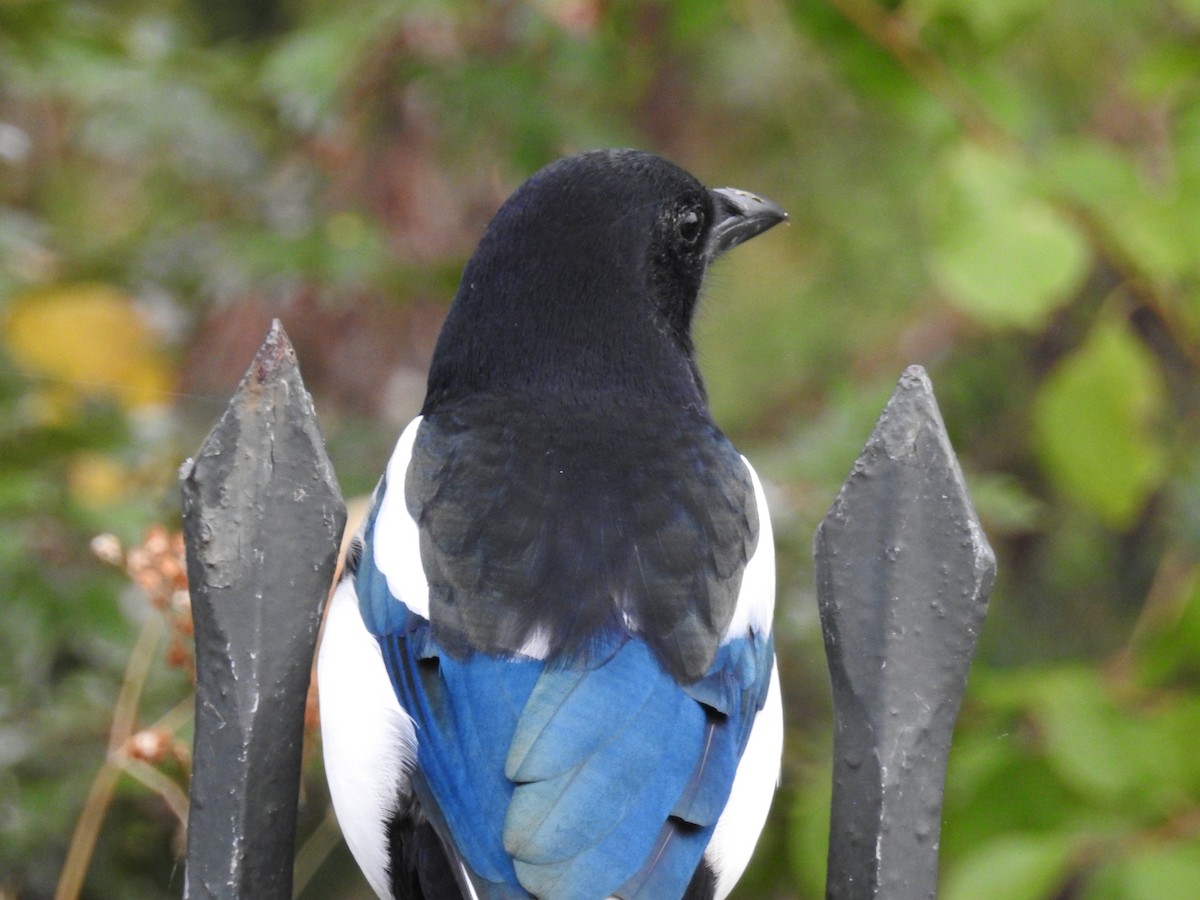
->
[121, 758, 190, 826]
[150, 695, 195, 737]
[1059, 202, 1200, 371]
[821, 0, 1013, 148]
[292, 808, 345, 897]
[56, 616, 164, 900]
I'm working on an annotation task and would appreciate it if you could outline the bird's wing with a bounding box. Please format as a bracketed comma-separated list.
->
[500, 629, 775, 899]
[357, 414, 778, 899]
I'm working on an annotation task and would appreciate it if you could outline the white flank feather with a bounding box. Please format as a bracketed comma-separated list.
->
[318, 577, 417, 899]
[708, 663, 783, 898]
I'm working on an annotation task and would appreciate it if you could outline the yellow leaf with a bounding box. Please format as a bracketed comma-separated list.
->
[4, 283, 173, 411]
[69, 453, 130, 508]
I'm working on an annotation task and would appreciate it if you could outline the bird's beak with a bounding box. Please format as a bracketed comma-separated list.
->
[707, 187, 788, 258]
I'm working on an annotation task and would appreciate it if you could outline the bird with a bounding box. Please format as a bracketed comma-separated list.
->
[317, 148, 786, 900]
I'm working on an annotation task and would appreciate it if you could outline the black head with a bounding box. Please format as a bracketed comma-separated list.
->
[423, 149, 786, 413]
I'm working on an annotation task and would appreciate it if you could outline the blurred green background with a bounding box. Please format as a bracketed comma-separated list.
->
[3, 0, 1200, 897]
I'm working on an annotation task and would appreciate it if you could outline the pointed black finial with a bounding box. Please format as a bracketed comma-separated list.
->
[181, 320, 346, 899]
[817, 366, 995, 899]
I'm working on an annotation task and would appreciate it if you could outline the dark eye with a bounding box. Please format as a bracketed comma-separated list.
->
[678, 209, 704, 246]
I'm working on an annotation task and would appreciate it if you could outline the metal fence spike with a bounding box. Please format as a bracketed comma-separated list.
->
[816, 365, 996, 899]
[181, 320, 346, 899]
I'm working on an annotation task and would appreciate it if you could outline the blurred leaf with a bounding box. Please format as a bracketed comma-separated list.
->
[1086, 843, 1200, 900]
[910, 0, 1052, 42]
[68, 452, 130, 509]
[942, 723, 1079, 853]
[1040, 136, 1141, 214]
[967, 471, 1046, 534]
[1173, 0, 1200, 26]
[1109, 193, 1200, 288]
[927, 143, 1090, 330]
[942, 833, 1080, 900]
[1128, 44, 1200, 103]
[1027, 668, 1156, 806]
[1032, 316, 1167, 529]
[665, 0, 729, 44]
[260, 11, 389, 132]
[1154, 696, 1200, 796]
[1135, 572, 1200, 686]
[1077, 104, 1200, 287]
[957, 65, 1037, 134]
[1130, 695, 1200, 806]
[940, 686, 1094, 864]
[3, 284, 173, 412]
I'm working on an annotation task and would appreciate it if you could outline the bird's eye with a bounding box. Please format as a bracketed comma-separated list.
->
[677, 209, 704, 246]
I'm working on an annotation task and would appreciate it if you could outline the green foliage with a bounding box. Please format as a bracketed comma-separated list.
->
[942, 833, 1082, 900]
[2, 0, 1199, 897]
[928, 143, 1091, 329]
[939, 603, 1200, 897]
[1033, 315, 1167, 528]
[1089, 843, 1200, 900]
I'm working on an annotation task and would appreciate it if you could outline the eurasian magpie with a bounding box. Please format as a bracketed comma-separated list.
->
[318, 149, 786, 900]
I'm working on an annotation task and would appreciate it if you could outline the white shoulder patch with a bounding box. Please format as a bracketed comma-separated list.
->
[723, 456, 776, 642]
[318, 577, 417, 899]
[372, 416, 431, 620]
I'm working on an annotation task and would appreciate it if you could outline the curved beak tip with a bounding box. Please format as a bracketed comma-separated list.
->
[708, 186, 789, 257]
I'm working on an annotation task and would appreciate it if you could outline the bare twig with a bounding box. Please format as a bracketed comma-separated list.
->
[292, 808, 345, 897]
[821, 0, 1013, 147]
[56, 615, 165, 900]
[121, 758, 190, 826]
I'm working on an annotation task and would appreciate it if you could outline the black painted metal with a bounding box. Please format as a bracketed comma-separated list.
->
[816, 366, 995, 900]
[180, 321, 346, 899]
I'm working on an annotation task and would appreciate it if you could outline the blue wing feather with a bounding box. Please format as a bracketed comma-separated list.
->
[670, 711, 733, 826]
[380, 629, 541, 890]
[616, 824, 709, 899]
[504, 641, 704, 871]
[673, 633, 775, 828]
[506, 640, 671, 784]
